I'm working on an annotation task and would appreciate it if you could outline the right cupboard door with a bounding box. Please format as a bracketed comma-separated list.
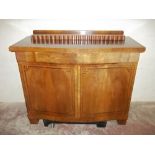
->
[80, 64, 135, 117]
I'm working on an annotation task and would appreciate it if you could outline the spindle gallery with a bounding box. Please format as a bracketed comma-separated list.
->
[9, 30, 145, 128]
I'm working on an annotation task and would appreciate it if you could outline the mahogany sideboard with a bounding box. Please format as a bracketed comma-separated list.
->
[9, 30, 145, 127]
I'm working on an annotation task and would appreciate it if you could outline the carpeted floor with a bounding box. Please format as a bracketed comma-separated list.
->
[0, 102, 155, 135]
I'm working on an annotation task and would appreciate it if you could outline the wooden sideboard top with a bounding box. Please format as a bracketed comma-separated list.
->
[9, 30, 145, 53]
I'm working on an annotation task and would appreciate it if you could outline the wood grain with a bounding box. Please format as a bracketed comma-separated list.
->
[33, 30, 124, 35]
[24, 64, 75, 116]
[31, 34, 125, 44]
[80, 64, 136, 117]
[15, 52, 140, 64]
[9, 30, 145, 125]
[9, 36, 145, 53]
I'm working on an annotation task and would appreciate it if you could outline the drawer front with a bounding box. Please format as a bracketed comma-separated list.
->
[16, 51, 139, 64]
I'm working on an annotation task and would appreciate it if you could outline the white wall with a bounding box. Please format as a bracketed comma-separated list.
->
[0, 19, 155, 102]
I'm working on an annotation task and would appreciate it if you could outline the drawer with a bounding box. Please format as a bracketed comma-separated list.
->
[15, 51, 139, 64]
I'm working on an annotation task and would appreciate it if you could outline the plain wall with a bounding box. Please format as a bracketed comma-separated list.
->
[0, 19, 155, 102]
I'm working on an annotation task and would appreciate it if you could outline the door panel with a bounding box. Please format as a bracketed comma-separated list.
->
[25, 65, 75, 116]
[80, 65, 133, 117]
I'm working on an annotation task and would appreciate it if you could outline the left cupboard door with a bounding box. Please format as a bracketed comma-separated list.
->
[24, 64, 76, 117]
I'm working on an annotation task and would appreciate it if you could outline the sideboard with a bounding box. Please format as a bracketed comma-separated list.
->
[9, 30, 145, 127]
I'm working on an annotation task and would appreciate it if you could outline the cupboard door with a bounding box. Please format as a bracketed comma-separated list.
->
[80, 65, 134, 117]
[25, 65, 75, 116]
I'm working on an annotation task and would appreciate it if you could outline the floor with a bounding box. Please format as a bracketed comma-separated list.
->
[0, 102, 155, 135]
